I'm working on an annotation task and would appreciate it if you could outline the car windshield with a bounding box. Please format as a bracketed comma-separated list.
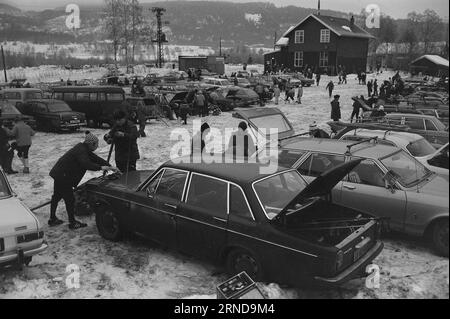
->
[380, 150, 432, 187]
[250, 114, 292, 135]
[0, 173, 12, 198]
[48, 102, 72, 112]
[253, 170, 307, 220]
[406, 138, 436, 157]
[0, 102, 21, 115]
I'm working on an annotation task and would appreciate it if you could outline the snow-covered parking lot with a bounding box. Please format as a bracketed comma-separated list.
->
[0, 71, 448, 299]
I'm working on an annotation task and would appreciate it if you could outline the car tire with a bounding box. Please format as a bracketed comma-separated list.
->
[431, 219, 449, 257]
[95, 207, 123, 242]
[226, 248, 263, 281]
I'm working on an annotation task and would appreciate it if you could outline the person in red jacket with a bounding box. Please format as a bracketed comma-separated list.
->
[48, 131, 118, 229]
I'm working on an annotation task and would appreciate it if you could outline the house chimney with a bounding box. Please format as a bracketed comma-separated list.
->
[350, 15, 355, 27]
[317, 0, 321, 16]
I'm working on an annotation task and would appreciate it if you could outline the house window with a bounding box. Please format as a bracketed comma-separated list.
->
[319, 51, 328, 67]
[294, 51, 304, 67]
[295, 30, 304, 43]
[320, 29, 330, 43]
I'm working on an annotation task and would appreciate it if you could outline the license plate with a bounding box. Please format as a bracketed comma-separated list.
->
[354, 237, 371, 262]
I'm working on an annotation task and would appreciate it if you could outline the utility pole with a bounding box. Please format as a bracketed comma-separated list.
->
[274, 31, 277, 50]
[1, 45, 7, 83]
[151, 7, 168, 68]
[219, 37, 222, 56]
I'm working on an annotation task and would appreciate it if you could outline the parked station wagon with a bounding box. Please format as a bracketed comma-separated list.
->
[80, 159, 383, 287]
[276, 139, 449, 256]
[0, 168, 47, 267]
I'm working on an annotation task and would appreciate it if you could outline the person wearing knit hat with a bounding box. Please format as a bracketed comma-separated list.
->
[48, 131, 118, 229]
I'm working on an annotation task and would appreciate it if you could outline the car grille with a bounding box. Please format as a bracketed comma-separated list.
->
[17, 231, 44, 244]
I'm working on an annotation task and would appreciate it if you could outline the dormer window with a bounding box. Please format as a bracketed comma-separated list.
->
[320, 29, 330, 43]
[295, 30, 304, 44]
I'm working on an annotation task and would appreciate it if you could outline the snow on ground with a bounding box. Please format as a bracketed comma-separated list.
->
[0, 70, 448, 299]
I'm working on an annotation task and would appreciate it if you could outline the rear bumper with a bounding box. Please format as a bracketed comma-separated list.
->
[314, 241, 384, 286]
[0, 242, 48, 265]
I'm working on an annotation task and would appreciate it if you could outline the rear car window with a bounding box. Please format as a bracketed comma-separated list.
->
[406, 138, 436, 157]
[278, 150, 305, 167]
[25, 91, 42, 100]
[405, 118, 425, 130]
[230, 185, 253, 220]
[298, 153, 345, 177]
[424, 119, 437, 131]
[250, 114, 292, 135]
[4, 92, 21, 100]
[186, 174, 228, 217]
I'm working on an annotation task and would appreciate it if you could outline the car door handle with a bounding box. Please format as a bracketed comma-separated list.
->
[343, 184, 356, 190]
[213, 217, 227, 223]
[164, 203, 177, 210]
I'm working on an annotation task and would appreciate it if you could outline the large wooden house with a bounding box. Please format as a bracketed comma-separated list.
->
[264, 14, 375, 75]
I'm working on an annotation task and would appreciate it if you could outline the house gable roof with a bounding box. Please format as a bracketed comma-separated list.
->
[411, 55, 449, 68]
[283, 14, 375, 40]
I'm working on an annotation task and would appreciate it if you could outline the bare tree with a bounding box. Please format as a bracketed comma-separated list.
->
[419, 10, 444, 54]
[130, 0, 143, 65]
[104, 0, 121, 64]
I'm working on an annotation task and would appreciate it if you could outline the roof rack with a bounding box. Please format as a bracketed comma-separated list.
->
[345, 137, 378, 155]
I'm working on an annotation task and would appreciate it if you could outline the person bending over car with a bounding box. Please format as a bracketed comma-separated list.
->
[104, 110, 140, 173]
[49, 132, 118, 229]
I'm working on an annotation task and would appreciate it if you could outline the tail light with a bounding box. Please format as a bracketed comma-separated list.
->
[336, 250, 344, 271]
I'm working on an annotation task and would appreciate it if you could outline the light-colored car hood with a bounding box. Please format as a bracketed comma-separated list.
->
[0, 197, 39, 235]
[416, 175, 450, 199]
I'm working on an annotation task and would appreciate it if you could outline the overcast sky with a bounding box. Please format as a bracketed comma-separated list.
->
[4, 0, 449, 19]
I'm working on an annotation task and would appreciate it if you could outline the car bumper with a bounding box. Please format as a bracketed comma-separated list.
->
[60, 122, 86, 129]
[0, 242, 48, 264]
[314, 241, 384, 286]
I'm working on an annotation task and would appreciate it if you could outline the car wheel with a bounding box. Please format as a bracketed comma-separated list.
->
[226, 249, 263, 281]
[431, 219, 449, 257]
[96, 207, 123, 241]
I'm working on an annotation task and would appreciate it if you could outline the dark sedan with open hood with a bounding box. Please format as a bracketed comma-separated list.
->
[78, 159, 383, 287]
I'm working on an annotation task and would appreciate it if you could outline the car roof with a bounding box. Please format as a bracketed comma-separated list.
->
[283, 138, 400, 159]
[342, 129, 424, 145]
[386, 113, 438, 120]
[162, 157, 289, 184]
[51, 86, 124, 93]
[2, 88, 42, 92]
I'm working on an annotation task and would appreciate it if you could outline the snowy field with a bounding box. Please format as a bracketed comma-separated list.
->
[0, 69, 448, 299]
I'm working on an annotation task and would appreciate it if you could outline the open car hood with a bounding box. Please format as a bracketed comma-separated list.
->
[276, 159, 363, 219]
[232, 107, 295, 140]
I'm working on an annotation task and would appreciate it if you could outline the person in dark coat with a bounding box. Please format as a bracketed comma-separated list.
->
[309, 122, 330, 138]
[315, 73, 321, 86]
[331, 95, 341, 122]
[191, 122, 210, 157]
[104, 110, 140, 173]
[0, 121, 17, 174]
[367, 80, 373, 97]
[351, 96, 364, 123]
[49, 132, 118, 229]
[373, 79, 379, 96]
[326, 80, 334, 98]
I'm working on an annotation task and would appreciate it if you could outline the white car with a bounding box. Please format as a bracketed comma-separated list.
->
[0, 169, 47, 267]
[340, 129, 449, 181]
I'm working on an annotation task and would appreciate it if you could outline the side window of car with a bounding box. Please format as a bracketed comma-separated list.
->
[405, 117, 425, 130]
[54, 92, 63, 100]
[145, 170, 164, 195]
[230, 185, 253, 220]
[298, 153, 345, 177]
[89, 93, 98, 101]
[155, 169, 188, 201]
[424, 119, 438, 131]
[186, 174, 228, 217]
[36, 103, 47, 113]
[64, 93, 75, 101]
[347, 159, 385, 188]
[98, 93, 106, 101]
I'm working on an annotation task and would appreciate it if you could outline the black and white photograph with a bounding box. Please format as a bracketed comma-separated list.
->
[0, 0, 448, 303]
